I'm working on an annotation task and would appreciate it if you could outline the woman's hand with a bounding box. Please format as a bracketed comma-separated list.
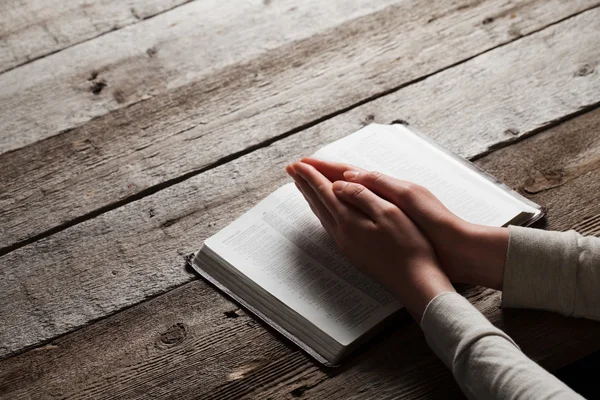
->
[286, 161, 455, 321]
[300, 158, 510, 290]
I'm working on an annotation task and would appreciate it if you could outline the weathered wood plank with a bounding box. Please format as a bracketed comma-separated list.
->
[0, 0, 191, 74]
[0, 0, 399, 153]
[8, 0, 593, 152]
[2, 108, 600, 399]
[1, 8, 600, 358]
[0, 281, 312, 400]
[2, 2, 599, 251]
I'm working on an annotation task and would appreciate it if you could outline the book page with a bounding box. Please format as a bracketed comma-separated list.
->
[206, 184, 400, 345]
[313, 124, 535, 227]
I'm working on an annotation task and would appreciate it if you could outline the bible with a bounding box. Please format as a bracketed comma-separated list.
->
[190, 123, 544, 366]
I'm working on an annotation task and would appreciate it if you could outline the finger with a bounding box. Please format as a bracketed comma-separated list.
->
[292, 161, 347, 220]
[286, 163, 300, 179]
[296, 183, 336, 237]
[292, 162, 373, 229]
[288, 163, 337, 230]
[343, 170, 421, 210]
[300, 157, 366, 183]
[296, 180, 336, 234]
[288, 168, 336, 234]
[332, 181, 399, 222]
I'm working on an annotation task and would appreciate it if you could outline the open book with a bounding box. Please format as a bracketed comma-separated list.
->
[190, 123, 544, 366]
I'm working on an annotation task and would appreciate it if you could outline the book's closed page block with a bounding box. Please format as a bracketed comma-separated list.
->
[190, 256, 339, 366]
[202, 183, 400, 342]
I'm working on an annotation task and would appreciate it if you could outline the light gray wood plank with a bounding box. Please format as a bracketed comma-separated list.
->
[0, 0, 401, 153]
[0, 0, 192, 73]
[1, 8, 600, 358]
[2, 108, 600, 399]
[2, 1, 599, 252]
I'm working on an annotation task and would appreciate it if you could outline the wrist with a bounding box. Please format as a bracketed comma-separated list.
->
[401, 259, 456, 322]
[461, 224, 509, 289]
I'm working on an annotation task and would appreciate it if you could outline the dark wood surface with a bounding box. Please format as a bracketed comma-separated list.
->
[1, 1, 600, 399]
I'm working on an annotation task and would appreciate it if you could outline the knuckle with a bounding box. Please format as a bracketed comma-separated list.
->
[396, 183, 416, 202]
[409, 182, 426, 195]
[418, 184, 433, 197]
[364, 222, 379, 234]
[316, 184, 328, 194]
[348, 183, 365, 197]
[380, 204, 399, 219]
[367, 171, 383, 183]
[315, 184, 328, 201]
[403, 181, 416, 192]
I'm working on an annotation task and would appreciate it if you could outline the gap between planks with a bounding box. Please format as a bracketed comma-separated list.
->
[0, 0, 196, 74]
[1, 6, 600, 359]
[2, 62, 600, 400]
[1, 2, 599, 257]
[0, 0, 405, 152]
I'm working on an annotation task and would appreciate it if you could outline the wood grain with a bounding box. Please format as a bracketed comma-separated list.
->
[2, 3, 600, 252]
[2, 108, 600, 399]
[6, 0, 594, 152]
[0, 0, 399, 153]
[1, 8, 600, 358]
[572, 215, 600, 236]
[0, 0, 192, 74]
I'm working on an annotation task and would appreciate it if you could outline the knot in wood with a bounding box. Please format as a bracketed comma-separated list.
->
[146, 47, 158, 57]
[291, 385, 309, 397]
[575, 64, 595, 77]
[224, 309, 240, 318]
[90, 79, 107, 95]
[159, 323, 187, 346]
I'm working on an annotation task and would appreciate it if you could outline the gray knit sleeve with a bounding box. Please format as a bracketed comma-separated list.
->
[421, 292, 583, 400]
[502, 226, 600, 320]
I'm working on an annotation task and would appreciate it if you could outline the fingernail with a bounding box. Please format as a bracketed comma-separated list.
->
[333, 181, 347, 193]
[343, 171, 359, 180]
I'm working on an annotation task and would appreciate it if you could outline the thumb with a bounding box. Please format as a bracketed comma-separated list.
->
[332, 180, 397, 222]
[343, 171, 431, 222]
[343, 171, 459, 231]
[343, 171, 413, 204]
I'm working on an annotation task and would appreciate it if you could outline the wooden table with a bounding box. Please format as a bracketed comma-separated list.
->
[1, 1, 600, 398]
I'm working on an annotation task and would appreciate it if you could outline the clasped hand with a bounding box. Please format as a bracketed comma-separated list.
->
[286, 158, 509, 321]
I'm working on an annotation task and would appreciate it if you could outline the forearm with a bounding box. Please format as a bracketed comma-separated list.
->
[421, 292, 583, 400]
